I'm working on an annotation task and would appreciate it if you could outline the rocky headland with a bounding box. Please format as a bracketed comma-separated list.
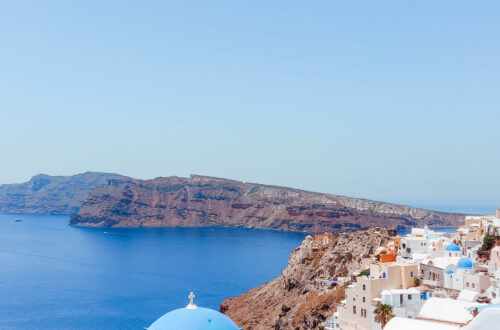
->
[0, 172, 123, 215]
[70, 174, 462, 232]
[220, 229, 394, 329]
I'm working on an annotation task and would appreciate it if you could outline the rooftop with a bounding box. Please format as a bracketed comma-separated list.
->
[418, 297, 478, 325]
[445, 243, 461, 252]
[148, 292, 241, 330]
[381, 288, 420, 295]
[421, 256, 461, 270]
[385, 317, 459, 330]
[463, 308, 500, 330]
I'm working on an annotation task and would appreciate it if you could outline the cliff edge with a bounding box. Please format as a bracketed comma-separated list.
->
[70, 174, 463, 232]
[0, 172, 124, 215]
[220, 229, 394, 329]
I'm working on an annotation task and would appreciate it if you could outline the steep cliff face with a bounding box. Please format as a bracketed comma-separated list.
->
[220, 229, 393, 329]
[70, 174, 462, 232]
[0, 172, 123, 215]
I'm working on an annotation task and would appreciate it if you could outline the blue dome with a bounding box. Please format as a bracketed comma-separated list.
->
[445, 269, 454, 274]
[457, 257, 473, 269]
[148, 307, 241, 330]
[445, 243, 461, 252]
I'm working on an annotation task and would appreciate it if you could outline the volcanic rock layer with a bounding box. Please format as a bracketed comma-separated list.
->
[70, 174, 462, 232]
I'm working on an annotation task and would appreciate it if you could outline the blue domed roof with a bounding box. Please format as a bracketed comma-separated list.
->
[457, 257, 473, 269]
[148, 307, 241, 330]
[445, 243, 461, 251]
[445, 269, 454, 274]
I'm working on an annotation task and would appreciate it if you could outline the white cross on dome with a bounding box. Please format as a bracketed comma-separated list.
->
[186, 291, 197, 309]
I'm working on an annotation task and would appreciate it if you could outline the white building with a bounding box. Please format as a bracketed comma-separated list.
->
[417, 297, 477, 326]
[462, 307, 500, 330]
[386, 306, 500, 330]
[427, 236, 453, 259]
[385, 317, 459, 330]
[398, 227, 446, 262]
[420, 243, 463, 287]
[443, 257, 490, 293]
[380, 287, 425, 319]
[338, 262, 418, 330]
[484, 269, 500, 301]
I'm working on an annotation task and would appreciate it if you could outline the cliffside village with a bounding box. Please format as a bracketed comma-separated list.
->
[322, 207, 500, 330]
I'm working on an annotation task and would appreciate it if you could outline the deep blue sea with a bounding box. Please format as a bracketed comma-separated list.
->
[0, 214, 306, 329]
[0, 204, 492, 329]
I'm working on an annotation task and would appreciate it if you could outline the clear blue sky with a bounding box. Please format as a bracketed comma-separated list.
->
[1, 1, 499, 207]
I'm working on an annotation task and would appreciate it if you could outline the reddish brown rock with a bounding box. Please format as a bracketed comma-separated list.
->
[220, 229, 393, 329]
[70, 174, 462, 232]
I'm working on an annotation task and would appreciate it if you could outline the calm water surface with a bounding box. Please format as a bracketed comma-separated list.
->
[0, 214, 305, 329]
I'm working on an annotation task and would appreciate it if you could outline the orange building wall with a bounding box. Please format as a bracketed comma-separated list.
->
[380, 250, 397, 263]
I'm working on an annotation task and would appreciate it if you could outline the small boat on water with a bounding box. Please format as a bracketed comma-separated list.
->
[14, 219, 23, 222]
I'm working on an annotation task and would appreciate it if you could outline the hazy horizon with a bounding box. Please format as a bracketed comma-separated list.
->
[1, 1, 499, 204]
[1, 170, 498, 214]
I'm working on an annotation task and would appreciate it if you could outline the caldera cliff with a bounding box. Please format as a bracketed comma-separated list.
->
[220, 229, 395, 329]
[70, 174, 462, 232]
[0, 172, 123, 215]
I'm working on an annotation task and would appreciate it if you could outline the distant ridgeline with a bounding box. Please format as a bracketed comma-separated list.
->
[0, 173, 464, 233]
[0, 172, 124, 215]
[68, 174, 464, 233]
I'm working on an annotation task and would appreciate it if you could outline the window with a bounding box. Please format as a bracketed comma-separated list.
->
[353, 306, 356, 314]
[408, 294, 412, 300]
[363, 284, 366, 291]
[410, 271, 414, 278]
[472, 283, 475, 288]
[466, 282, 469, 287]
[363, 297, 366, 303]
[353, 297, 355, 301]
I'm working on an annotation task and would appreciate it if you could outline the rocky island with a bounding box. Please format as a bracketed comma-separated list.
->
[70, 174, 462, 233]
[0, 172, 123, 215]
